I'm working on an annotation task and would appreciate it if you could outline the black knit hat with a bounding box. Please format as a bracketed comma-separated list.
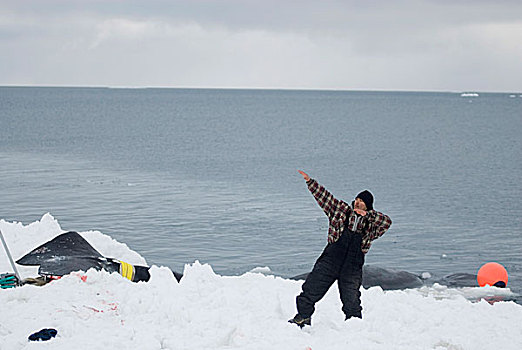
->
[356, 190, 374, 211]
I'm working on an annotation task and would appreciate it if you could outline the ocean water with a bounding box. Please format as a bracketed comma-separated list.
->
[0, 87, 521, 295]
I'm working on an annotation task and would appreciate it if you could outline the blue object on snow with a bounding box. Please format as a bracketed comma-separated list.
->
[28, 328, 57, 342]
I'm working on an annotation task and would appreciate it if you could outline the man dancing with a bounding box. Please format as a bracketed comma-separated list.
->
[289, 170, 392, 327]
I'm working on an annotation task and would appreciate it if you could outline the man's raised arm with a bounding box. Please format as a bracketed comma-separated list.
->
[298, 170, 350, 220]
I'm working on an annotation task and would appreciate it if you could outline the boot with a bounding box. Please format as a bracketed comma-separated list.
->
[288, 314, 311, 328]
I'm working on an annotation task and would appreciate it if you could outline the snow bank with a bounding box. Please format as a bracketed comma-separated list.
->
[1, 215, 521, 350]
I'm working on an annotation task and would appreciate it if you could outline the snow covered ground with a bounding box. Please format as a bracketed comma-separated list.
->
[1, 214, 521, 350]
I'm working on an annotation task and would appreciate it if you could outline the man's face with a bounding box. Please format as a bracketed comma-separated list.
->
[354, 198, 367, 211]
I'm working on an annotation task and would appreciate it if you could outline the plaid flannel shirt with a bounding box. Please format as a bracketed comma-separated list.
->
[306, 179, 392, 254]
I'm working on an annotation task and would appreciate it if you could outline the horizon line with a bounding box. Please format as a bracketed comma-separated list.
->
[1, 84, 521, 95]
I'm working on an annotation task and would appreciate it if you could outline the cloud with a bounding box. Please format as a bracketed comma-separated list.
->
[89, 18, 172, 49]
[0, 0, 521, 91]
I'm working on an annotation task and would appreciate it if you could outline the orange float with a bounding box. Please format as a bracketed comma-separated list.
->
[477, 262, 508, 287]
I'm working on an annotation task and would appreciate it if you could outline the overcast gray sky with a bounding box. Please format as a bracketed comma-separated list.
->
[1, 0, 521, 92]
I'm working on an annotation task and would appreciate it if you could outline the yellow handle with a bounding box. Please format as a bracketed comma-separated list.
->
[119, 261, 135, 281]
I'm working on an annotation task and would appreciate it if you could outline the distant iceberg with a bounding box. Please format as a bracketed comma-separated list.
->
[460, 92, 479, 97]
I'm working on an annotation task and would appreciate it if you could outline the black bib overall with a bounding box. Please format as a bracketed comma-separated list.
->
[296, 222, 365, 319]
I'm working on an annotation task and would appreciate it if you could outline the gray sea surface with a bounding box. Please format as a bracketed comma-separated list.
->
[1, 87, 521, 297]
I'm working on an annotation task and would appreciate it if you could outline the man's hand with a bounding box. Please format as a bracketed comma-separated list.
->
[354, 208, 367, 216]
[298, 170, 310, 182]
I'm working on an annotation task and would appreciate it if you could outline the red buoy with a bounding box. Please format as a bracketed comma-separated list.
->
[477, 262, 508, 287]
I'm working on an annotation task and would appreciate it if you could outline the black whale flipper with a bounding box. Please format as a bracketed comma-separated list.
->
[16, 231, 119, 276]
[17, 231, 104, 264]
